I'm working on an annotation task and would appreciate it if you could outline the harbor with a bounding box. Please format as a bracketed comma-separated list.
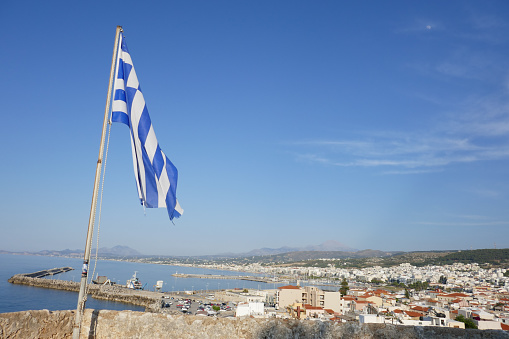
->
[171, 273, 279, 283]
[7, 266, 254, 313]
[8, 271, 163, 311]
[0, 254, 292, 314]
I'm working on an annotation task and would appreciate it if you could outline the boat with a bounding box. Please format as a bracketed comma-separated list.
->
[92, 275, 111, 285]
[126, 271, 143, 289]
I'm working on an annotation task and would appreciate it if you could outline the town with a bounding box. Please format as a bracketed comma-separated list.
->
[172, 260, 509, 331]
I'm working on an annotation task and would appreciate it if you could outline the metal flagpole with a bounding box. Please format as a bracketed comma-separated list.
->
[72, 25, 123, 339]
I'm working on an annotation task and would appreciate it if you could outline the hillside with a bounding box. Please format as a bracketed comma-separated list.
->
[218, 248, 509, 269]
[418, 248, 509, 267]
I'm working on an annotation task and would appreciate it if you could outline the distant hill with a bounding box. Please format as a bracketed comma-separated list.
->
[0, 245, 142, 258]
[256, 249, 509, 268]
[97, 245, 142, 257]
[419, 248, 509, 266]
[214, 240, 358, 258]
[233, 249, 395, 265]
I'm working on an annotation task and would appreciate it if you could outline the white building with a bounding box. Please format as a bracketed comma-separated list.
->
[236, 302, 265, 317]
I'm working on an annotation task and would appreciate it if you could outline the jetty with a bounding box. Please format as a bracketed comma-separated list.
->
[172, 273, 278, 283]
[8, 273, 163, 311]
[21, 267, 74, 278]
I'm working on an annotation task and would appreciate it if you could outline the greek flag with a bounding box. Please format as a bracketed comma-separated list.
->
[111, 34, 183, 220]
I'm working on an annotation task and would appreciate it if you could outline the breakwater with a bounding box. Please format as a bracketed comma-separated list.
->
[172, 273, 277, 283]
[8, 274, 161, 311]
[23, 267, 74, 278]
[1, 309, 508, 339]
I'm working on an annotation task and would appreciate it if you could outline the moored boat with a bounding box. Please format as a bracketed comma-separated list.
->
[126, 271, 143, 289]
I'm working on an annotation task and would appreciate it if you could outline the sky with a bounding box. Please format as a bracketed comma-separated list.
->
[1, 1, 509, 256]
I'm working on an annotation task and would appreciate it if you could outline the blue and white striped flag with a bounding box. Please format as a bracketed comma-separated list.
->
[111, 34, 183, 220]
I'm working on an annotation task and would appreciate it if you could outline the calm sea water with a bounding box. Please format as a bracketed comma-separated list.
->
[0, 253, 284, 313]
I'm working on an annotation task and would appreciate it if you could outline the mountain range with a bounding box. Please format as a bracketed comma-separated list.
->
[2, 241, 361, 258]
[217, 240, 358, 258]
[0, 245, 142, 258]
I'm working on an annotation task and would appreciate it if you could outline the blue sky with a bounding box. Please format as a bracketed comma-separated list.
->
[1, 1, 509, 256]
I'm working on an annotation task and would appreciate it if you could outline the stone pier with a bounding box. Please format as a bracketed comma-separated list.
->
[8, 275, 161, 310]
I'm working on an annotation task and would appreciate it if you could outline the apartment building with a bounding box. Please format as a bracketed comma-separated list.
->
[277, 285, 342, 312]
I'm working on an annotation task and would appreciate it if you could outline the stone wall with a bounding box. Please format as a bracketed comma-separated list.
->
[1, 310, 508, 339]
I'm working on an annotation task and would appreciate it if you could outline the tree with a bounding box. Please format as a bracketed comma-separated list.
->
[404, 289, 410, 299]
[339, 278, 349, 296]
[464, 318, 478, 329]
[408, 281, 429, 291]
[493, 302, 505, 310]
[455, 315, 478, 329]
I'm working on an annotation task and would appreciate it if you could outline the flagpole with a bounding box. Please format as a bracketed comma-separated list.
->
[72, 25, 122, 339]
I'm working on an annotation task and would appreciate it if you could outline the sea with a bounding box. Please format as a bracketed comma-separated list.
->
[0, 253, 286, 313]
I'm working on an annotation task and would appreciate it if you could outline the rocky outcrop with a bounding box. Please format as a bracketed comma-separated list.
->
[0, 310, 74, 339]
[1, 310, 508, 339]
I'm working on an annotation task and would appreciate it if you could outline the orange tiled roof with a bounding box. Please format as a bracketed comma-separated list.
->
[278, 285, 301, 290]
[446, 293, 469, 298]
[411, 306, 429, 312]
[404, 311, 422, 318]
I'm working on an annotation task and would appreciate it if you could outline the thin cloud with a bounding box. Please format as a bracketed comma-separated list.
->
[414, 221, 508, 227]
[395, 19, 443, 35]
[290, 90, 509, 174]
[443, 94, 509, 137]
[294, 153, 331, 165]
[381, 168, 443, 175]
[452, 214, 492, 220]
[292, 133, 507, 172]
[415, 213, 508, 226]
[465, 188, 502, 199]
